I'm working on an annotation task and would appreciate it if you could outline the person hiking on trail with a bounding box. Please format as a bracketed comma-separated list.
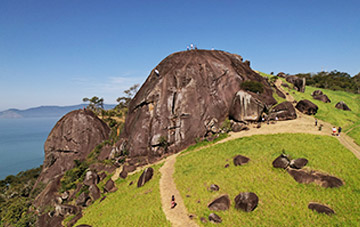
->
[171, 195, 177, 209]
[332, 126, 337, 136]
[315, 119, 318, 126]
[338, 126, 342, 137]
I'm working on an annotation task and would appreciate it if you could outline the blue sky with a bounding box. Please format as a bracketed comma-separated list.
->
[1, 0, 359, 111]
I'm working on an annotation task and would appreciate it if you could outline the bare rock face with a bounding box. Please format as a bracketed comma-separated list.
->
[208, 213, 222, 223]
[289, 158, 308, 169]
[103, 179, 117, 193]
[83, 170, 100, 186]
[117, 50, 276, 163]
[137, 167, 154, 187]
[287, 169, 343, 188]
[33, 110, 110, 209]
[89, 184, 101, 201]
[234, 192, 259, 212]
[233, 155, 250, 166]
[295, 100, 318, 115]
[272, 154, 290, 169]
[229, 90, 265, 123]
[335, 101, 351, 111]
[308, 202, 335, 215]
[286, 76, 306, 92]
[230, 120, 248, 132]
[269, 101, 297, 121]
[208, 194, 231, 211]
[76, 192, 90, 207]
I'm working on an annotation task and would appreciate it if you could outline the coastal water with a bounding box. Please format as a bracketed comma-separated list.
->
[0, 117, 59, 180]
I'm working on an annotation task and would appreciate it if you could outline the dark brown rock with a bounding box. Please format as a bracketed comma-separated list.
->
[33, 109, 110, 209]
[269, 101, 297, 121]
[117, 50, 276, 163]
[83, 170, 100, 186]
[234, 192, 259, 212]
[54, 204, 78, 217]
[200, 217, 207, 223]
[295, 100, 318, 115]
[103, 179, 117, 193]
[37, 214, 64, 227]
[290, 158, 308, 169]
[313, 94, 331, 103]
[277, 72, 286, 78]
[208, 213, 222, 223]
[137, 167, 154, 187]
[98, 172, 107, 181]
[272, 154, 290, 169]
[100, 196, 106, 203]
[230, 121, 249, 132]
[308, 202, 335, 215]
[224, 163, 229, 168]
[123, 164, 136, 173]
[233, 155, 250, 166]
[312, 90, 324, 96]
[335, 101, 351, 111]
[287, 169, 343, 188]
[89, 184, 101, 201]
[208, 194, 230, 211]
[209, 184, 220, 192]
[281, 83, 290, 88]
[67, 212, 83, 227]
[286, 75, 306, 92]
[76, 192, 90, 207]
[119, 169, 128, 179]
[275, 87, 286, 98]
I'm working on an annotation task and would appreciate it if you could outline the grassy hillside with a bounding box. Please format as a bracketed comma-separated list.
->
[75, 164, 170, 227]
[174, 133, 360, 226]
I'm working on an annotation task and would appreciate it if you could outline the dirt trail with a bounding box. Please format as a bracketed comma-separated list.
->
[159, 153, 198, 227]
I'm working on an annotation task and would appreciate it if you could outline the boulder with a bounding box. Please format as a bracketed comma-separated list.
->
[83, 170, 100, 186]
[295, 100, 318, 115]
[76, 192, 90, 207]
[230, 121, 249, 132]
[229, 90, 266, 122]
[233, 155, 250, 166]
[275, 87, 286, 99]
[286, 76, 306, 92]
[119, 169, 128, 179]
[289, 158, 308, 169]
[103, 179, 117, 193]
[98, 172, 107, 181]
[277, 72, 286, 78]
[287, 169, 343, 188]
[54, 204, 77, 217]
[208, 213, 222, 223]
[123, 164, 136, 173]
[33, 109, 110, 209]
[335, 101, 351, 111]
[234, 192, 259, 212]
[308, 202, 335, 215]
[272, 154, 290, 169]
[269, 102, 297, 121]
[312, 90, 331, 103]
[208, 194, 231, 211]
[89, 184, 101, 201]
[137, 167, 154, 187]
[117, 50, 276, 164]
[209, 184, 220, 192]
[311, 90, 323, 96]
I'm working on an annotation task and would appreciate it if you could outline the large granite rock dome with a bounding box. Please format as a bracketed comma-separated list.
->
[34, 109, 110, 208]
[118, 50, 276, 161]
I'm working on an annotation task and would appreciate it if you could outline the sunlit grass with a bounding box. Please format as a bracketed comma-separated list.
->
[75, 164, 170, 227]
[174, 133, 360, 226]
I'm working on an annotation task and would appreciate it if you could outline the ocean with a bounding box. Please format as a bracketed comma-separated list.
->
[0, 117, 60, 180]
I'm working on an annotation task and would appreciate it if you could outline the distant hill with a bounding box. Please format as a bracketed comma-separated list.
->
[0, 104, 116, 119]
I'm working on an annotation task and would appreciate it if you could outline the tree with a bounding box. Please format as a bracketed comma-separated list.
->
[82, 96, 104, 114]
[116, 84, 139, 109]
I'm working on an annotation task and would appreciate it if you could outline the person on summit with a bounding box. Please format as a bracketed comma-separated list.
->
[338, 126, 342, 137]
[171, 195, 177, 209]
[332, 126, 337, 136]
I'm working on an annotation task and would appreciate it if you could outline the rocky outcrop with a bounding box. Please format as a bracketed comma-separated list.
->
[269, 102, 297, 121]
[229, 90, 267, 122]
[287, 169, 343, 188]
[272, 154, 290, 169]
[137, 167, 154, 187]
[286, 76, 306, 92]
[209, 184, 220, 192]
[89, 184, 101, 201]
[208, 194, 231, 211]
[308, 202, 335, 215]
[311, 90, 331, 103]
[117, 50, 276, 164]
[230, 120, 249, 132]
[233, 155, 250, 166]
[103, 179, 117, 193]
[335, 101, 351, 111]
[289, 158, 308, 169]
[208, 213, 222, 223]
[234, 192, 259, 212]
[33, 110, 110, 210]
[83, 170, 100, 186]
[295, 100, 318, 115]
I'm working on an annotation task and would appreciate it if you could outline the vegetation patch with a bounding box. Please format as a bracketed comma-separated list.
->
[174, 133, 360, 226]
[75, 164, 170, 226]
[184, 133, 229, 154]
[240, 81, 264, 94]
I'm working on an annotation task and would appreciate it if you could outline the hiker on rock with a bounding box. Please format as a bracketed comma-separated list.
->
[315, 119, 318, 126]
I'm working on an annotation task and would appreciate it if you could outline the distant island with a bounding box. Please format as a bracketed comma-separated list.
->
[0, 104, 116, 119]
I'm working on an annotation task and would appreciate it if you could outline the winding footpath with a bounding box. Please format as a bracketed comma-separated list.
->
[158, 82, 360, 226]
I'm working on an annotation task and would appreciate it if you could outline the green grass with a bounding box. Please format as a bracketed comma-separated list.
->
[348, 127, 360, 146]
[174, 133, 360, 226]
[75, 164, 170, 227]
[183, 133, 229, 153]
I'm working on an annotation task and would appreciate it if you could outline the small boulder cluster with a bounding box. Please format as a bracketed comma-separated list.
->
[200, 154, 259, 224]
[272, 153, 341, 215]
